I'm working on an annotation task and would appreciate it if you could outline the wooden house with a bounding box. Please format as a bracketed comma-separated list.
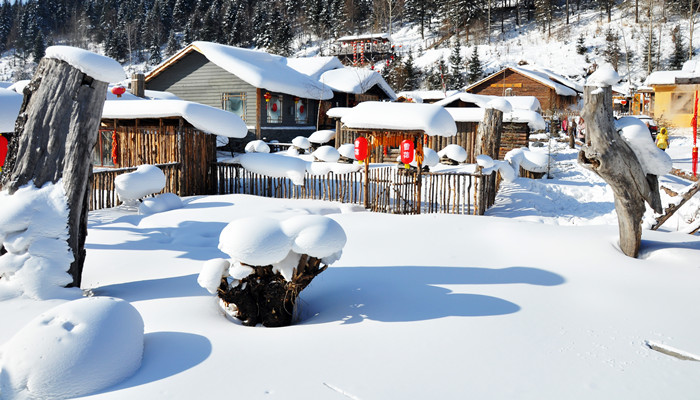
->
[145, 41, 334, 143]
[331, 33, 393, 66]
[466, 67, 581, 113]
[93, 95, 247, 205]
[643, 59, 700, 127]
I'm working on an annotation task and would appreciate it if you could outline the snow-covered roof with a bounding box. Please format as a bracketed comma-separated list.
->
[396, 90, 460, 103]
[286, 56, 344, 81]
[0, 87, 22, 132]
[337, 33, 391, 42]
[341, 102, 457, 137]
[105, 86, 182, 101]
[45, 46, 125, 84]
[467, 67, 579, 97]
[320, 67, 397, 100]
[102, 99, 248, 138]
[645, 57, 700, 86]
[530, 66, 584, 92]
[147, 42, 333, 100]
[445, 107, 546, 130]
[326, 107, 351, 119]
[435, 92, 541, 111]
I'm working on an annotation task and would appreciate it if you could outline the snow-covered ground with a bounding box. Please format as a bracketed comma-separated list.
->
[1, 133, 699, 399]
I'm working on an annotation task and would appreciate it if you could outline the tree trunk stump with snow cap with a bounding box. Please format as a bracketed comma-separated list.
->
[217, 254, 327, 327]
[577, 85, 662, 258]
[0, 57, 109, 287]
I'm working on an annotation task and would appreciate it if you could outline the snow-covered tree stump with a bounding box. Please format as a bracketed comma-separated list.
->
[0, 47, 124, 287]
[577, 84, 664, 257]
[198, 215, 347, 327]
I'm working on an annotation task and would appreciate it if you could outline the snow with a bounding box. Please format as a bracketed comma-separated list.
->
[6, 80, 28, 94]
[487, 97, 513, 113]
[422, 148, 440, 167]
[0, 182, 80, 301]
[244, 140, 270, 153]
[438, 144, 468, 163]
[615, 117, 673, 176]
[0, 88, 22, 133]
[341, 102, 457, 137]
[0, 297, 143, 400]
[476, 154, 495, 168]
[312, 145, 340, 162]
[308, 129, 336, 144]
[325, 107, 351, 119]
[506, 147, 550, 174]
[102, 99, 248, 139]
[197, 259, 230, 294]
[586, 65, 621, 87]
[291, 136, 311, 149]
[44, 46, 125, 84]
[435, 92, 541, 112]
[190, 42, 333, 100]
[445, 107, 546, 131]
[114, 165, 166, 202]
[285, 56, 344, 81]
[232, 152, 307, 185]
[397, 90, 460, 103]
[138, 193, 183, 215]
[471, 67, 579, 97]
[319, 67, 397, 100]
[337, 143, 356, 160]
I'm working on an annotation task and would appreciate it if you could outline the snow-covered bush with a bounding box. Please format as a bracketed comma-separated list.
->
[244, 140, 270, 153]
[337, 143, 356, 163]
[138, 193, 183, 215]
[292, 136, 311, 150]
[312, 145, 340, 162]
[233, 152, 307, 186]
[114, 165, 166, 203]
[0, 182, 80, 300]
[198, 215, 346, 326]
[308, 129, 336, 144]
[506, 147, 550, 176]
[438, 144, 468, 164]
[0, 297, 144, 399]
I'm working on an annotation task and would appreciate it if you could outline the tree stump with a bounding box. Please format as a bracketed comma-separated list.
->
[1, 57, 109, 287]
[217, 254, 327, 327]
[577, 85, 662, 257]
[475, 107, 503, 212]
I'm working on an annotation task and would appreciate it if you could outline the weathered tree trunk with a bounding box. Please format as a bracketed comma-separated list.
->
[475, 108, 503, 214]
[578, 85, 662, 257]
[651, 181, 700, 230]
[1, 57, 108, 287]
[217, 254, 328, 327]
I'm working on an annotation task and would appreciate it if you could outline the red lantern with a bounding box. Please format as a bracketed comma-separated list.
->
[620, 99, 627, 105]
[400, 139, 414, 164]
[111, 86, 126, 98]
[271, 103, 278, 112]
[354, 137, 368, 161]
[264, 92, 272, 102]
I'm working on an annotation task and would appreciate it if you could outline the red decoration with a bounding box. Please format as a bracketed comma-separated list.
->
[271, 103, 278, 112]
[294, 97, 300, 103]
[0, 134, 7, 169]
[111, 131, 118, 165]
[620, 99, 627, 106]
[400, 139, 414, 164]
[354, 137, 368, 161]
[111, 86, 126, 98]
[693, 91, 698, 176]
[299, 105, 304, 114]
[264, 92, 272, 102]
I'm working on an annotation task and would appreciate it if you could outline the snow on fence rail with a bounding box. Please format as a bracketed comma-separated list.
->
[213, 163, 498, 215]
[90, 162, 180, 210]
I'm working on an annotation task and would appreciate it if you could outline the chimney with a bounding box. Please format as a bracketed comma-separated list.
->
[130, 73, 145, 98]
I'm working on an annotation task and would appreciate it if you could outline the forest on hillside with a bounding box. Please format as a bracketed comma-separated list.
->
[0, 0, 697, 88]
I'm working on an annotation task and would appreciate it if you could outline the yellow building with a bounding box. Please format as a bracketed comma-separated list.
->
[645, 61, 700, 128]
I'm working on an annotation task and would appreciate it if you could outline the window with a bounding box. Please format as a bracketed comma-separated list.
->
[222, 92, 247, 120]
[93, 130, 116, 167]
[266, 94, 283, 123]
[672, 92, 694, 114]
[294, 98, 307, 123]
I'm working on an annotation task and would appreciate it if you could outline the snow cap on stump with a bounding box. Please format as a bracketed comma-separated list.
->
[586, 65, 620, 87]
[438, 144, 468, 163]
[45, 46, 126, 83]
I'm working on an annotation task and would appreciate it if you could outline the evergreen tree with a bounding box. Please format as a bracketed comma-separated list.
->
[643, 30, 658, 73]
[576, 33, 586, 55]
[165, 30, 180, 57]
[467, 46, 482, 84]
[426, 58, 448, 91]
[402, 52, 419, 91]
[448, 37, 465, 89]
[32, 29, 45, 61]
[404, 0, 436, 39]
[269, 7, 292, 55]
[149, 36, 162, 66]
[670, 24, 687, 70]
[602, 28, 621, 70]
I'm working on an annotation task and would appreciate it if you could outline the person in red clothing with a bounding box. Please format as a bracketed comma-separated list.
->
[0, 133, 7, 173]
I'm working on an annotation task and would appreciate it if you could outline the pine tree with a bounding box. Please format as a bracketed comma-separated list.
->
[467, 46, 483, 84]
[576, 33, 586, 55]
[448, 37, 465, 89]
[32, 30, 45, 61]
[402, 52, 419, 91]
[425, 58, 448, 91]
[643, 29, 658, 73]
[602, 28, 621, 70]
[670, 24, 687, 70]
[149, 36, 162, 66]
[165, 30, 180, 57]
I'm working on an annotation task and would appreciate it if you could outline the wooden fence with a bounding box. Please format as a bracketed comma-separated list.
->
[90, 162, 181, 211]
[213, 163, 498, 215]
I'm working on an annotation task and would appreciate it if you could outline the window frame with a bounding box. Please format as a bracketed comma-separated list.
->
[222, 92, 247, 120]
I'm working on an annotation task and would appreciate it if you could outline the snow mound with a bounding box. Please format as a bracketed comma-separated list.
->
[312, 146, 340, 162]
[615, 117, 673, 175]
[203, 215, 346, 284]
[422, 148, 440, 167]
[0, 182, 79, 300]
[0, 297, 144, 400]
[487, 98, 513, 113]
[45, 46, 125, 83]
[245, 140, 271, 153]
[337, 143, 356, 160]
[308, 129, 336, 144]
[438, 144, 468, 163]
[232, 152, 308, 185]
[586, 65, 620, 87]
[341, 102, 457, 137]
[494, 160, 517, 182]
[505, 147, 550, 174]
[138, 193, 183, 215]
[307, 161, 361, 175]
[292, 136, 311, 149]
[476, 154, 495, 169]
[114, 165, 166, 202]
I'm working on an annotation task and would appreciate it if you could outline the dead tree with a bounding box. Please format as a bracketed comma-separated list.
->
[650, 181, 700, 231]
[475, 107, 503, 213]
[217, 255, 327, 327]
[578, 85, 662, 257]
[0, 57, 109, 287]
